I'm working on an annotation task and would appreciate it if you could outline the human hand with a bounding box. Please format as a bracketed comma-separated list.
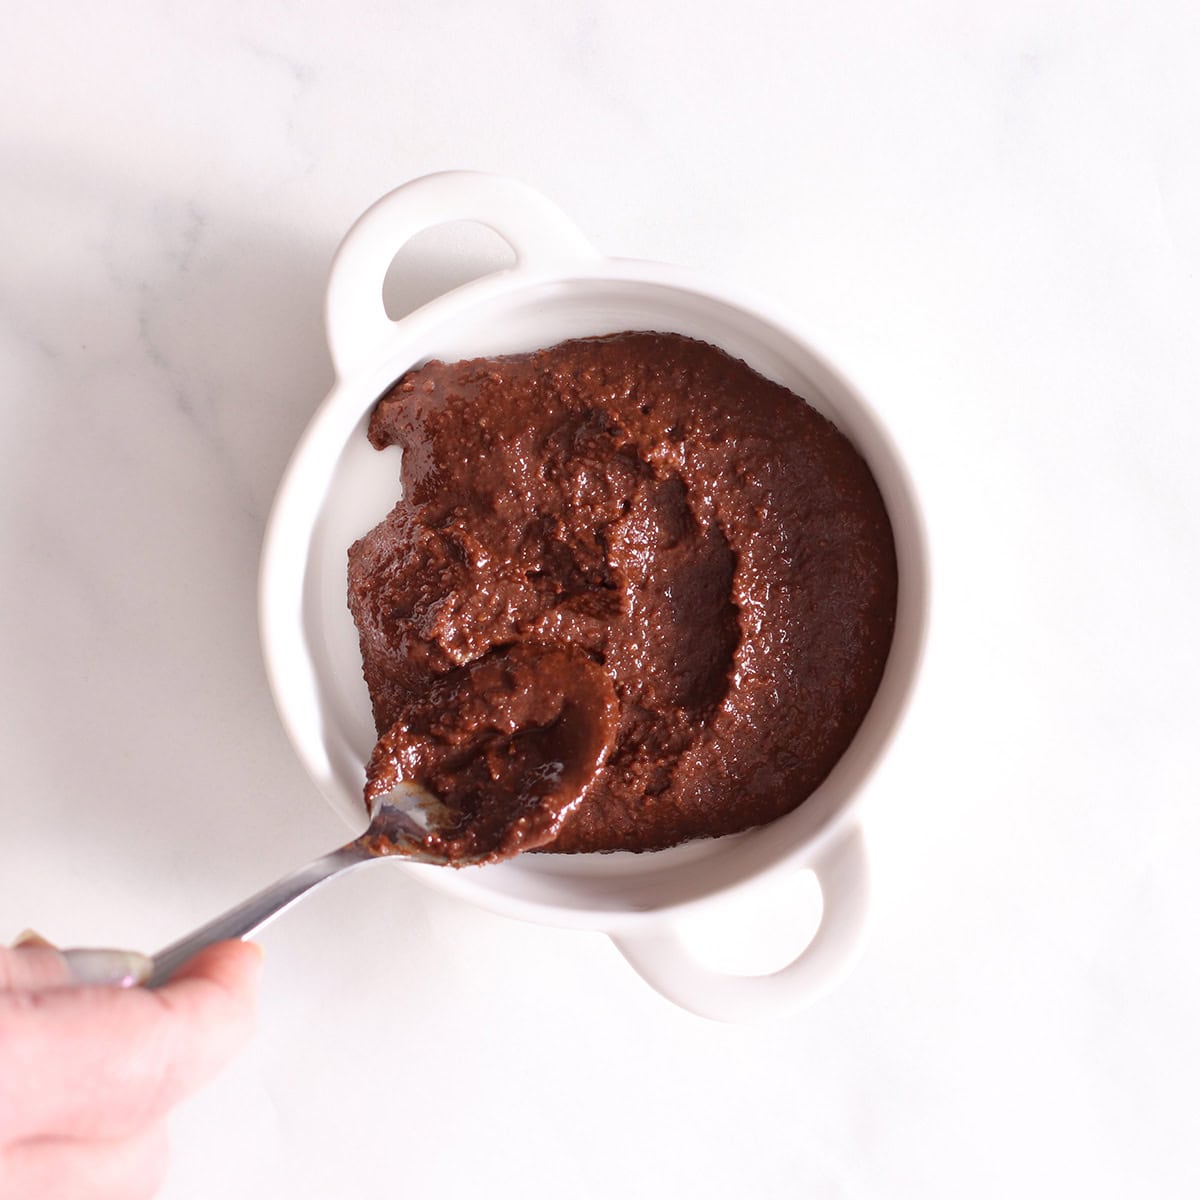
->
[0, 935, 261, 1200]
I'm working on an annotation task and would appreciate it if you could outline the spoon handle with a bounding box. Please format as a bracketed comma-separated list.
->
[146, 842, 372, 988]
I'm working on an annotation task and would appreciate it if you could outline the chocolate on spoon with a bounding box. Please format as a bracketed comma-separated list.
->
[363, 643, 620, 865]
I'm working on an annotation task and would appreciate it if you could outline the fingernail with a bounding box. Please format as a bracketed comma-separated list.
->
[12, 929, 55, 949]
[60, 948, 153, 988]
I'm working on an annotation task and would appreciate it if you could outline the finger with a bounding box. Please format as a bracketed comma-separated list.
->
[157, 939, 263, 992]
[0, 941, 261, 1143]
[0, 1122, 169, 1200]
[0, 945, 151, 991]
[0, 945, 71, 991]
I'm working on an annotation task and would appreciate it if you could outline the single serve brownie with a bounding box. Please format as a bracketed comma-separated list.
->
[348, 332, 897, 864]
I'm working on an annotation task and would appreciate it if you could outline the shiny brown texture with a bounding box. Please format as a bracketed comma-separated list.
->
[348, 332, 897, 855]
[363, 643, 618, 864]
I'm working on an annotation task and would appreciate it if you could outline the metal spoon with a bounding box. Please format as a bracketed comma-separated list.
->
[147, 646, 619, 987]
[146, 783, 446, 988]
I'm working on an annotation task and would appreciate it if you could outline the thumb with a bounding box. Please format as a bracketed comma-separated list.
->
[2, 933, 152, 990]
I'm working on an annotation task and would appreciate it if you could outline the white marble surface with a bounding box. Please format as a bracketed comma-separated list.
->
[2, 1, 1198, 1196]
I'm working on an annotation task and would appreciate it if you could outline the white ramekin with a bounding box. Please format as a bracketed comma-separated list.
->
[259, 171, 929, 1022]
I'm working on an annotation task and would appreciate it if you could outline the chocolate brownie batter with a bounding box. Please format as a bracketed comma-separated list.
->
[363, 643, 619, 864]
[348, 332, 897, 862]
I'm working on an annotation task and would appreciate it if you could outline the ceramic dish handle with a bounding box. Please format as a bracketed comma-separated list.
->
[325, 170, 601, 378]
[610, 823, 871, 1023]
